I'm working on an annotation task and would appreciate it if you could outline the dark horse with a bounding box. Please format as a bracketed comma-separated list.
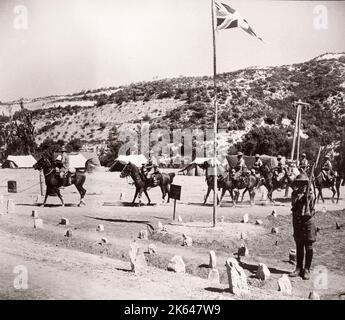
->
[258, 164, 297, 203]
[231, 172, 260, 206]
[33, 156, 87, 207]
[314, 171, 342, 204]
[120, 162, 175, 206]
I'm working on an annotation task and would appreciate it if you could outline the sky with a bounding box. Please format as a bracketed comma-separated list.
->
[0, 0, 344, 102]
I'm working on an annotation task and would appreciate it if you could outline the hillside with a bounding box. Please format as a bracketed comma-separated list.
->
[1, 52, 344, 152]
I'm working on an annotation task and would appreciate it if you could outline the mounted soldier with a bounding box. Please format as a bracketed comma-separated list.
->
[235, 152, 248, 177]
[55, 147, 72, 185]
[273, 155, 288, 181]
[299, 153, 309, 173]
[252, 154, 263, 175]
[140, 159, 153, 184]
[289, 173, 317, 280]
[321, 155, 335, 182]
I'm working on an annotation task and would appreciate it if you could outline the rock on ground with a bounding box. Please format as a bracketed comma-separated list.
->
[278, 275, 292, 295]
[167, 256, 185, 273]
[209, 250, 216, 269]
[208, 269, 220, 284]
[226, 258, 248, 296]
[256, 263, 270, 280]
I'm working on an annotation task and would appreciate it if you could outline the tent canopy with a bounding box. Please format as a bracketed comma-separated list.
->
[109, 154, 148, 172]
[226, 154, 283, 170]
[54, 153, 87, 169]
[81, 151, 101, 166]
[2, 155, 37, 168]
[179, 157, 222, 176]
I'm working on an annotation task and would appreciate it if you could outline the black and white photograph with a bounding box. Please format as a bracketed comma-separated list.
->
[0, 0, 345, 304]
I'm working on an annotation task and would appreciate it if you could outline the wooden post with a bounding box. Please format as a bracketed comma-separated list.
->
[211, 0, 218, 228]
[173, 199, 177, 221]
[39, 170, 44, 196]
[296, 105, 302, 166]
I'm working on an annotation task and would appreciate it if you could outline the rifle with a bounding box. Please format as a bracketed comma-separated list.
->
[304, 147, 322, 216]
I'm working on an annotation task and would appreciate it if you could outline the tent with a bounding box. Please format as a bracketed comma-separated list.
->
[226, 154, 283, 170]
[81, 151, 101, 172]
[178, 157, 222, 176]
[1, 155, 37, 168]
[109, 154, 148, 172]
[54, 153, 87, 169]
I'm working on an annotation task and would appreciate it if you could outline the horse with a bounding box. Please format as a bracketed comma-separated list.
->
[202, 175, 224, 205]
[33, 156, 87, 207]
[258, 164, 297, 203]
[120, 162, 175, 206]
[314, 171, 341, 204]
[231, 171, 261, 206]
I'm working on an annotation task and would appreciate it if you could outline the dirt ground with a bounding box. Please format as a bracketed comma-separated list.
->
[0, 168, 345, 300]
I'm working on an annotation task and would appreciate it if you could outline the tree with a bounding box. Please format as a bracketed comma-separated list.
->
[0, 101, 37, 158]
[235, 126, 291, 156]
[66, 138, 83, 152]
[99, 125, 123, 166]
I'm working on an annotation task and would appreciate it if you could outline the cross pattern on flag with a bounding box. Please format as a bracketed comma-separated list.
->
[215, 1, 263, 41]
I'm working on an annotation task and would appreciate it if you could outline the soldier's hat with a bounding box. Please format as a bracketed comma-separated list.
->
[325, 155, 330, 159]
[237, 152, 243, 156]
[293, 173, 309, 186]
[255, 154, 260, 158]
[277, 155, 282, 159]
[302, 153, 306, 157]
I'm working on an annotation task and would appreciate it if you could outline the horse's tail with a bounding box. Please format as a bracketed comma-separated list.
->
[169, 172, 175, 184]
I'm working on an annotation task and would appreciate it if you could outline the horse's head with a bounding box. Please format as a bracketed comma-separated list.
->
[33, 155, 52, 171]
[120, 162, 132, 178]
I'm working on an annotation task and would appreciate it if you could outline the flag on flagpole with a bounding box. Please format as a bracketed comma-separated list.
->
[215, 1, 263, 41]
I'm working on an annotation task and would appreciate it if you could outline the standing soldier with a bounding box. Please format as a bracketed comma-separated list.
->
[289, 173, 317, 280]
[299, 153, 309, 173]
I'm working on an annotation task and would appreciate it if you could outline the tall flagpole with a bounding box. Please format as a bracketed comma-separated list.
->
[211, 0, 217, 227]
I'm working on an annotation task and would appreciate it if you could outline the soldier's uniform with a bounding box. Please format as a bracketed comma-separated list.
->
[322, 156, 334, 181]
[236, 152, 247, 174]
[299, 153, 309, 173]
[289, 173, 317, 280]
[56, 147, 71, 185]
[252, 154, 263, 174]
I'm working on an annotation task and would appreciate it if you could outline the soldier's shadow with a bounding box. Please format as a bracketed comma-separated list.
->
[239, 261, 290, 275]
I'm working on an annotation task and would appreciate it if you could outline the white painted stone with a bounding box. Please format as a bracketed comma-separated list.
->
[7, 199, 15, 214]
[129, 242, 147, 273]
[65, 229, 73, 237]
[240, 232, 248, 240]
[167, 255, 185, 273]
[278, 275, 292, 295]
[34, 218, 43, 229]
[255, 219, 263, 225]
[272, 210, 277, 218]
[97, 224, 104, 232]
[60, 217, 70, 226]
[177, 216, 183, 223]
[208, 268, 220, 284]
[220, 216, 224, 223]
[209, 250, 217, 269]
[31, 210, 39, 218]
[157, 221, 163, 231]
[256, 263, 270, 280]
[242, 214, 249, 223]
[148, 243, 157, 254]
[138, 230, 148, 240]
[271, 227, 279, 234]
[182, 234, 192, 247]
[101, 237, 108, 244]
[226, 258, 248, 295]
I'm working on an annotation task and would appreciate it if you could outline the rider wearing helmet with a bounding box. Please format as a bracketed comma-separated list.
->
[289, 173, 316, 280]
[299, 153, 309, 173]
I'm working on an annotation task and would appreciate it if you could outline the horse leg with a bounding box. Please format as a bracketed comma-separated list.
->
[56, 189, 65, 207]
[160, 186, 166, 204]
[75, 183, 86, 206]
[41, 189, 49, 207]
[241, 188, 247, 203]
[132, 189, 139, 205]
[203, 187, 211, 205]
[144, 189, 151, 205]
[166, 184, 171, 203]
[331, 186, 336, 204]
[319, 188, 325, 203]
[219, 188, 226, 206]
[249, 189, 255, 206]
